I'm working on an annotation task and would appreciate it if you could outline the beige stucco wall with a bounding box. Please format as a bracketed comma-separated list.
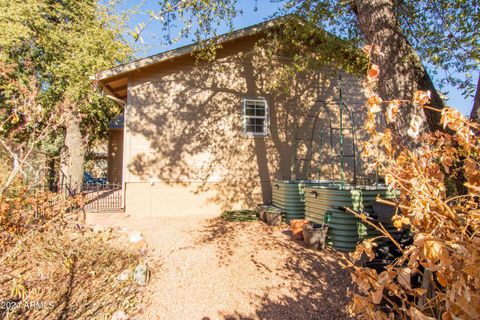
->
[123, 34, 368, 217]
[124, 182, 266, 217]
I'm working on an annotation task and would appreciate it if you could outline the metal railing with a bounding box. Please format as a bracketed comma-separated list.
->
[56, 170, 123, 212]
[81, 183, 122, 212]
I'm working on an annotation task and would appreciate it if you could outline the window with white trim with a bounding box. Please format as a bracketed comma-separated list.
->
[243, 98, 268, 135]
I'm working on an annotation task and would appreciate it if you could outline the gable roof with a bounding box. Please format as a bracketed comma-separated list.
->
[94, 16, 290, 103]
[95, 16, 287, 84]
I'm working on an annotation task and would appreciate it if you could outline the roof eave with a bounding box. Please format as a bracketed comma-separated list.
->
[95, 16, 287, 82]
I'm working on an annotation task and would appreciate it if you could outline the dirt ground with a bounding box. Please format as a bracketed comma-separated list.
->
[87, 212, 354, 320]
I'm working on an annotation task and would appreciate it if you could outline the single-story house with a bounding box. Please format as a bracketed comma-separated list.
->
[95, 17, 369, 217]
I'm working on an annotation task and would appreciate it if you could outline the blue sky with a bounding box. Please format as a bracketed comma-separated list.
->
[117, 0, 474, 115]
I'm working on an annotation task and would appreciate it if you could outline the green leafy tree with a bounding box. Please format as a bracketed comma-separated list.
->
[0, 0, 133, 188]
[138, 0, 478, 141]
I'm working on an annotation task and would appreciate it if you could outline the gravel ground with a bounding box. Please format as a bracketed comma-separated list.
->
[87, 213, 354, 320]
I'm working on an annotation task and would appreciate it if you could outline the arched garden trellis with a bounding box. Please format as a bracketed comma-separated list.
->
[272, 77, 398, 251]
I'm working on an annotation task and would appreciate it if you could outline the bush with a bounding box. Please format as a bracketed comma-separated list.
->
[346, 56, 480, 319]
[0, 186, 142, 319]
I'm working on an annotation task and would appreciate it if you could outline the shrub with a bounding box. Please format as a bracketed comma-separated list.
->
[346, 51, 480, 319]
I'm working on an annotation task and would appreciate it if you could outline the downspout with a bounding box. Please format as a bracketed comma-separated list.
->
[94, 77, 128, 209]
[122, 76, 132, 211]
[105, 94, 126, 107]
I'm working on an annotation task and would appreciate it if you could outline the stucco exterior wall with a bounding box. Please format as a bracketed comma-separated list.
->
[123, 34, 368, 217]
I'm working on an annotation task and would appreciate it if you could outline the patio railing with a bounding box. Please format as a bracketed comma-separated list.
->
[81, 183, 123, 212]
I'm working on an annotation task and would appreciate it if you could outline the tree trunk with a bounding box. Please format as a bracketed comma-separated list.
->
[352, 0, 445, 141]
[470, 73, 480, 121]
[60, 110, 85, 194]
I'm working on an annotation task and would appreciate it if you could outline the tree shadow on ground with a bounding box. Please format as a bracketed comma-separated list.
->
[197, 218, 354, 319]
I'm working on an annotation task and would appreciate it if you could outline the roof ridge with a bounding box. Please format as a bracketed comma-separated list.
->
[94, 14, 290, 81]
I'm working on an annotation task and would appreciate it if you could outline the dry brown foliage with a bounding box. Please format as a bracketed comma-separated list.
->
[345, 48, 480, 319]
[0, 188, 142, 319]
[0, 60, 143, 319]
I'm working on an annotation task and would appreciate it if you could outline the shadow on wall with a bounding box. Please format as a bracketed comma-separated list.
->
[126, 34, 366, 210]
[196, 218, 354, 320]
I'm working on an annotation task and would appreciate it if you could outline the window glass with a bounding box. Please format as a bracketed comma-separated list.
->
[243, 99, 268, 135]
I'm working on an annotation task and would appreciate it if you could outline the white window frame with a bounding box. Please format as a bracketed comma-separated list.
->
[242, 98, 269, 136]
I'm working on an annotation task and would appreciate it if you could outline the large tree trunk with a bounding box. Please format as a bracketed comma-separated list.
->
[352, 0, 445, 141]
[60, 110, 85, 194]
[470, 73, 480, 121]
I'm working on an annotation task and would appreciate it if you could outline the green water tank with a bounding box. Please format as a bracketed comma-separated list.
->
[305, 185, 398, 251]
[272, 180, 332, 223]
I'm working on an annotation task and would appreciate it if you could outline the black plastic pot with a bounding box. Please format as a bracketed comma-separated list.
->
[256, 205, 268, 222]
[265, 210, 282, 226]
[258, 210, 267, 222]
[303, 225, 329, 250]
[372, 203, 396, 225]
